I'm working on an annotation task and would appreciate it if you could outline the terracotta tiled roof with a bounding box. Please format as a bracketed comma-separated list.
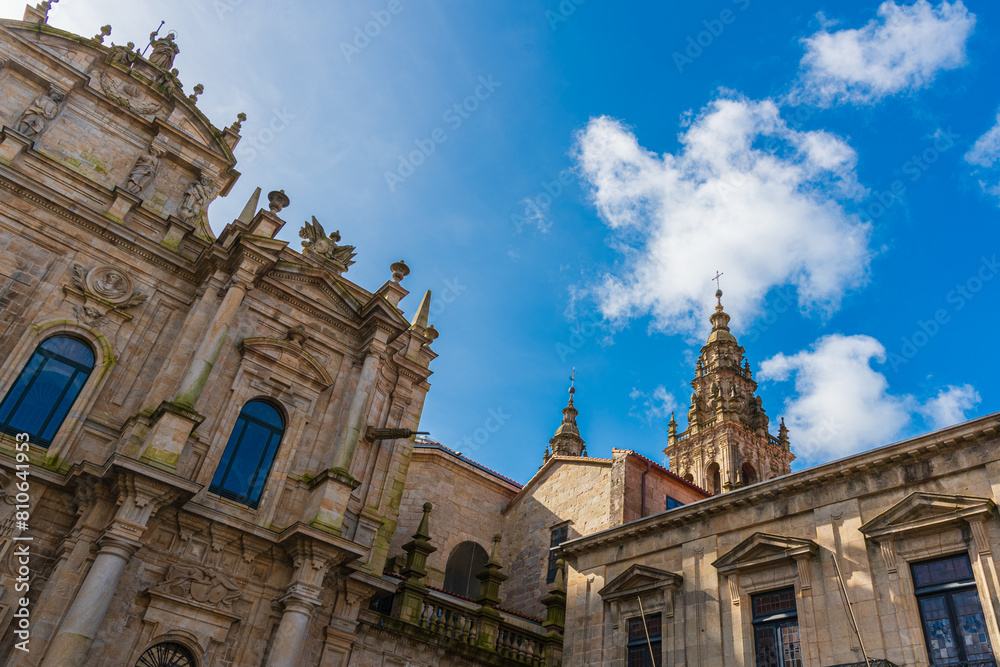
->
[613, 448, 713, 497]
[414, 439, 523, 489]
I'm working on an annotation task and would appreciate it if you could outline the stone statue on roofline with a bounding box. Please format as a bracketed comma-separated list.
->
[108, 41, 137, 66]
[299, 216, 357, 274]
[148, 32, 179, 69]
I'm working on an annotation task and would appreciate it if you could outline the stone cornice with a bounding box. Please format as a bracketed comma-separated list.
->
[559, 412, 1000, 558]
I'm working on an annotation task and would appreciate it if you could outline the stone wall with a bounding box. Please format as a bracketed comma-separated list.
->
[501, 457, 614, 618]
[387, 445, 519, 590]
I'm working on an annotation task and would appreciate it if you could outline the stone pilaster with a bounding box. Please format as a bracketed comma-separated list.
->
[265, 537, 345, 667]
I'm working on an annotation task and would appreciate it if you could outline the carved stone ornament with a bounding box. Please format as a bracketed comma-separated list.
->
[152, 563, 242, 611]
[72, 263, 147, 308]
[98, 69, 162, 116]
[299, 216, 357, 274]
[178, 174, 214, 222]
[14, 87, 64, 138]
[125, 145, 161, 195]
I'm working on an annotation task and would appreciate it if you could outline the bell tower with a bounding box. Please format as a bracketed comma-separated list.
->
[664, 290, 793, 493]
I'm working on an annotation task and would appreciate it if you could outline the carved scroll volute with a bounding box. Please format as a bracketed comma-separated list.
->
[728, 574, 740, 606]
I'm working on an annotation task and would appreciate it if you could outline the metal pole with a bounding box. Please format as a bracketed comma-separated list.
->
[832, 553, 871, 665]
[637, 596, 657, 666]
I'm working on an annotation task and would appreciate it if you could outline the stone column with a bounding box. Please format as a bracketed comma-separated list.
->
[331, 350, 380, 472]
[39, 537, 138, 667]
[172, 271, 252, 410]
[267, 586, 323, 667]
[266, 537, 344, 666]
[40, 471, 178, 667]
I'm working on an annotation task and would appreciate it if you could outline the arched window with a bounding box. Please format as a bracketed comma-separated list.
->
[683, 473, 695, 483]
[707, 462, 721, 495]
[209, 400, 284, 508]
[0, 336, 94, 446]
[443, 541, 490, 598]
[740, 462, 757, 487]
[136, 642, 196, 666]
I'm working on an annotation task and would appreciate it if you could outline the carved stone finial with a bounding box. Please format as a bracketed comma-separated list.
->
[268, 189, 290, 213]
[230, 112, 247, 133]
[423, 324, 439, 342]
[390, 260, 410, 283]
[14, 87, 64, 138]
[298, 216, 357, 275]
[188, 83, 203, 103]
[94, 25, 111, 43]
[285, 324, 307, 346]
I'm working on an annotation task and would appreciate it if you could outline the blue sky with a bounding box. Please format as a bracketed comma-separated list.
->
[12, 0, 1000, 484]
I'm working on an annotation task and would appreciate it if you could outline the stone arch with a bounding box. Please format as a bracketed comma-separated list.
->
[740, 461, 758, 487]
[443, 540, 489, 598]
[706, 462, 721, 495]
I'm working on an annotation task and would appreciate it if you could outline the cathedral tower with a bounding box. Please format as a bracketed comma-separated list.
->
[664, 290, 793, 493]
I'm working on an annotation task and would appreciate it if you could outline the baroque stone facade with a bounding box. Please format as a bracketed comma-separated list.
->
[0, 8, 438, 666]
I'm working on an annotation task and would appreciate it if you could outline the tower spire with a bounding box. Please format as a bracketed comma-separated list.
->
[545, 372, 586, 462]
[664, 287, 794, 493]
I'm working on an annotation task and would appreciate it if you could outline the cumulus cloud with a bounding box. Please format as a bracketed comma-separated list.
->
[574, 98, 871, 338]
[629, 385, 678, 424]
[919, 384, 981, 429]
[793, 1, 975, 107]
[965, 110, 1000, 202]
[759, 334, 981, 464]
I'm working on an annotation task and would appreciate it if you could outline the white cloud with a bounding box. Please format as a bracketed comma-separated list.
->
[629, 385, 678, 424]
[793, 1, 975, 107]
[574, 98, 871, 338]
[919, 384, 981, 429]
[760, 334, 981, 464]
[965, 110, 1000, 202]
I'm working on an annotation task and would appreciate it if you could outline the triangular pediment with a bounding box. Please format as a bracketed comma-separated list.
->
[265, 263, 363, 324]
[859, 492, 995, 540]
[713, 532, 818, 574]
[599, 564, 682, 601]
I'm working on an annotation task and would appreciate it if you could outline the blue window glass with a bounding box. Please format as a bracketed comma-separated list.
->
[666, 496, 684, 510]
[0, 336, 95, 446]
[209, 400, 284, 508]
